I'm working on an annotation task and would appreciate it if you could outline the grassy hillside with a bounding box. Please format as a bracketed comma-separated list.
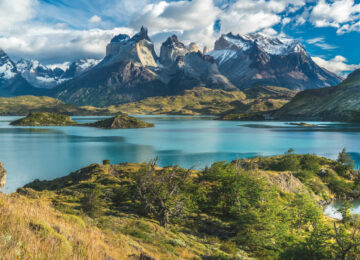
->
[2, 151, 360, 259]
[111, 86, 296, 116]
[274, 69, 360, 121]
[85, 114, 154, 129]
[0, 96, 115, 116]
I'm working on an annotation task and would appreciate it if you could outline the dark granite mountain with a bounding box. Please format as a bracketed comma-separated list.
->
[0, 49, 41, 97]
[53, 27, 169, 106]
[53, 29, 235, 106]
[161, 35, 235, 92]
[2, 29, 345, 106]
[208, 33, 342, 91]
[274, 69, 360, 121]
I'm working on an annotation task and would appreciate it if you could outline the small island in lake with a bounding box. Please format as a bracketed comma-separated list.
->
[10, 112, 78, 126]
[86, 114, 154, 129]
[288, 122, 317, 127]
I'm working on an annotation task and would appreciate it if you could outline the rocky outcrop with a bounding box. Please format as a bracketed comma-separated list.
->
[203, 47, 210, 54]
[104, 26, 158, 67]
[188, 42, 199, 53]
[159, 35, 189, 67]
[0, 162, 6, 190]
[267, 172, 306, 193]
[168, 51, 236, 91]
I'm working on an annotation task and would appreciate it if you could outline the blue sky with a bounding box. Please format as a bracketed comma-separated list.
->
[0, 0, 360, 75]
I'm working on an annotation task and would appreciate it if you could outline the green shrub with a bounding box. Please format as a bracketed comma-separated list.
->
[80, 186, 102, 218]
[102, 159, 110, 165]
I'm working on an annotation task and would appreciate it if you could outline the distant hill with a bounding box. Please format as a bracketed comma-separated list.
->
[274, 69, 360, 121]
[113, 86, 297, 115]
[0, 95, 114, 116]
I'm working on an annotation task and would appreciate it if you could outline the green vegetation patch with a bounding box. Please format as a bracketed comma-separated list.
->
[10, 112, 78, 126]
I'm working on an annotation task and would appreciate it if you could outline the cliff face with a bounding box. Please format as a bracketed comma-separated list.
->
[0, 162, 6, 190]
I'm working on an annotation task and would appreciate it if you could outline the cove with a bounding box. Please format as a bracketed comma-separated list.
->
[2, 115, 360, 193]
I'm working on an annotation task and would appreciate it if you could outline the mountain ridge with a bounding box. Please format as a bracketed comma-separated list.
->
[274, 69, 360, 121]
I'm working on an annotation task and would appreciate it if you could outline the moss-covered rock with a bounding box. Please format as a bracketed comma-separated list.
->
[86, 114, 154, 129]
[10, 112, 78, 126]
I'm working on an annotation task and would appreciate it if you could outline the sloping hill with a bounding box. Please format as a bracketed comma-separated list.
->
[112, 86, 296, 115]
[1, 152, 358, 258]
[0, 95, 114, 116]
[274, 69, 360, 121]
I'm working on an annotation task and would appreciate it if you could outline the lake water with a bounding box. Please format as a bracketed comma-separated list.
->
[324, 200, 360, 219]
[2, 116, 360, 193]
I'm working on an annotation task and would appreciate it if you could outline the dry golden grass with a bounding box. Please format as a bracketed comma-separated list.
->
[0, 192, 140, 260]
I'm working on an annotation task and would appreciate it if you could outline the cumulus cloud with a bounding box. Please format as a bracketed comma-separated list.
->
[129, 0, 220, 49]
[219, 0, 305, 35]
[0, 25, 134, 63]
[0, 0, 37, 31]
[310, 0, 360, 33]
[89, 15, 102, 23]
[312, 55, 359, 75]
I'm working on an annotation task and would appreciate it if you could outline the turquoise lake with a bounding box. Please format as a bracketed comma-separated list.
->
[2, 115, 360, 193]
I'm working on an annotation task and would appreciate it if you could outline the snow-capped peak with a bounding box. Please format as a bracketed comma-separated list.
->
[0, 49, 17, 80]
[14, 58, 100, 88]
[216, 32, 306, 56]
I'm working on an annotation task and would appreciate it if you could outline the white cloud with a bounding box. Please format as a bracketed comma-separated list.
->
[312, 55, 359, 75]
[0, 0, 37, 30]
[129, 0, 220, 49]
[89, 15, 102, 23]
[306, 37, 338, 50]
[0, 25, 134, 63]
[310, 0, 360, 33]
[219, 0, 306, 35]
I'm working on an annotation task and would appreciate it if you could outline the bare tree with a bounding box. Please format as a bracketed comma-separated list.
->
[134, 159, 192, 228]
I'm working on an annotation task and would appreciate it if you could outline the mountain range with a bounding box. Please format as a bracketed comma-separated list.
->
[0, 27, 343, 106]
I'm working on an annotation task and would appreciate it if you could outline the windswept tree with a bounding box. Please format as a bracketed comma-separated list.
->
[336, 148, 355, 178]
[133, 159, 192, 228]
[333, 215, 360, 259]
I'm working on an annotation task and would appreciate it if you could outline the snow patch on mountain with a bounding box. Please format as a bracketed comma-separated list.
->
[0, 61, 17, 79]
[0, 49, 17, 80]
[217, 32, 306, 56]
[75, 59, 100, 72]
[16, 58, 101, 88]
[207, 50, 238, 65]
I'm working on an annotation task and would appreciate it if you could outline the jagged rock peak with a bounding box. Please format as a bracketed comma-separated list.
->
[132, 26, 151, 42]
[163, 35, 186, 49]
[188, 42, 199, 52]
[105, 26, 158, 67]
[0, 162, 6, 190]
[0, 49, 17, 80]
[159, 35, 188, 66]
[111, 34, 130, 43]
